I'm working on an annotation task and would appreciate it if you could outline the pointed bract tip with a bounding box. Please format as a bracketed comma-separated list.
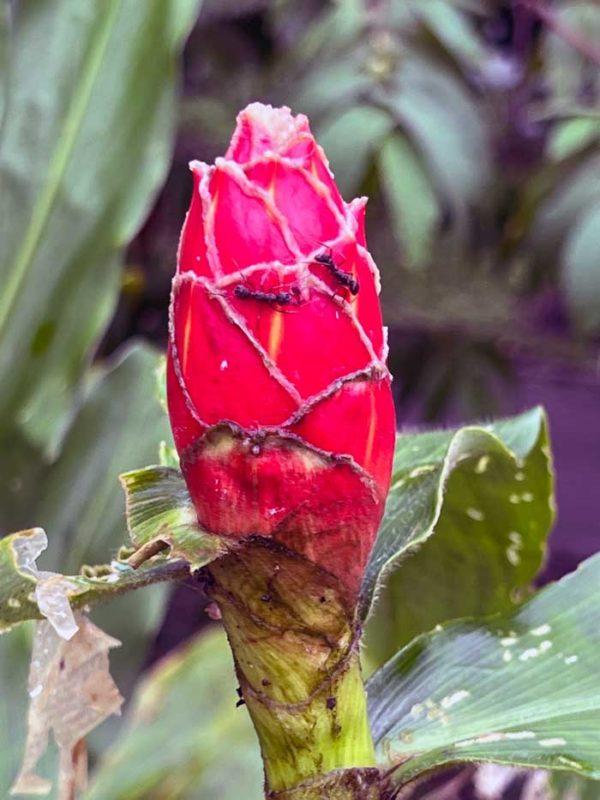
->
[226, 102, 311, 163]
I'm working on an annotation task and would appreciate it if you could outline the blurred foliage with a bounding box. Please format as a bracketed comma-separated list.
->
[86, 627, 263, 800]
[0, 0, 201, 796]
[0, 0, 200, 455]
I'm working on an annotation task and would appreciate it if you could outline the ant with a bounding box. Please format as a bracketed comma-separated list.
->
[233, 283, 301, 309]
[313, 250, 359, 295]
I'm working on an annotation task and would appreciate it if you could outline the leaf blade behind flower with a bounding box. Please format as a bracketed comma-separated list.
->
[367, 552, 600, 781]
[361, 408, 554, 671]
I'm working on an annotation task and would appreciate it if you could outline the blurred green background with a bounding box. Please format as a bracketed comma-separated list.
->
[0, 0, 598, 797]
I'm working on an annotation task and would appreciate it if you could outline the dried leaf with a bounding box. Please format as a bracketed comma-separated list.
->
[11, 613, 122, 798]
[11, 528, 79, 640]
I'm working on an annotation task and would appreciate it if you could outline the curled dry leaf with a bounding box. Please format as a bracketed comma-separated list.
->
[11, 613, 123, 799]
[11, 528, 80, 640]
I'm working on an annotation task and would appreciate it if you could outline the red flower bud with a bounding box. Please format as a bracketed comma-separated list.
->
[167, 103, 395, 595]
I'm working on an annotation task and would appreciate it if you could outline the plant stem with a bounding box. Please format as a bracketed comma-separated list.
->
[207, 538, 386, 799]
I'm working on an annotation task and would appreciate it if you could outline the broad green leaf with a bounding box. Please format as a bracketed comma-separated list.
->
[379, 133, 439, 269]
[0, 0, 200, 451]
[86, 627, 263, 800]
[361, 408, 554, 670]
[367, 552, 600, 781]
[563, 203, 600, 334]
[318, 105, 394, 198]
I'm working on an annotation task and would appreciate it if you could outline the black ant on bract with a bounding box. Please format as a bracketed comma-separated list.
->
[287, 224, 360, 297]
[234, 284, 296, 305]
[313, 249, 359, 295]
[233, 283, 303, 313]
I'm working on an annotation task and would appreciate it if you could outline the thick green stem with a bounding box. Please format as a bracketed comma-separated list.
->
[207, 538, 386, 799]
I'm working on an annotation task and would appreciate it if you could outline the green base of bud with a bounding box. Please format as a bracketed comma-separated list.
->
[207, 538, 377, 797]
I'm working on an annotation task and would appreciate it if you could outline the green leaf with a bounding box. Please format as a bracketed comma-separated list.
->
[0, 624, 42, 796]
[549, 118, 600, 162]
[542, 3, 600, 102]
[0, 2, 9, 135]
[383, 55, 491, 223]
[563, 203, 600, 334]
[530, 154, 600, 271]
[361, 408, 554, 670]
[120, 465, 228, 568]
[318, 105, 394, 198]
[0, 529, 39, 631]
[551, 772, 600, 800]
[367, 552, 600, 781]
[86, 627, 263, 800]
[379, 133, 439, 269]
[412, 0, 488, 70]
[0, 0, 200, 451]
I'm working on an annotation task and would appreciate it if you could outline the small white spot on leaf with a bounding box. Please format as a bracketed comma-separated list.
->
[531, 624, 551, 636]
[440, 690, 470, 709]
[475, 456, 490, 474]
[408, 465, 436, 479]
[519, 648, 540, 661]
[455, 731, 535, 749]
